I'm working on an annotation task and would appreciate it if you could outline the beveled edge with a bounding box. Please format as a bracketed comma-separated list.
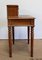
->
[7, 5, 18, 7]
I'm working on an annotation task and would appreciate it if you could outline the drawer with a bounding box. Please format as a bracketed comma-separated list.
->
[8, 19, 31, 26]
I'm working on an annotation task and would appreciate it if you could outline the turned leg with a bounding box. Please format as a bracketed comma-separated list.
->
[12, 26, 14, 44]
[31, 26, 34, 57]
[27, 26, 30, 44]
[8, 26, 12, 57]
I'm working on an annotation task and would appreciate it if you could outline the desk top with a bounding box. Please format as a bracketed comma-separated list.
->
[8, 15, 35, 26]
[8, 15, 35, 20]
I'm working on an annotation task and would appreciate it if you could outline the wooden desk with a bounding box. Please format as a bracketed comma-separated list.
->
[8, 15, 35, 57]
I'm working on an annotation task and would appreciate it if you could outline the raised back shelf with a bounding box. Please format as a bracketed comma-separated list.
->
[7, 5, 18, 17]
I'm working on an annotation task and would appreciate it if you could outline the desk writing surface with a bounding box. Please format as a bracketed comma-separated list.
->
[8, 15, 35, 20]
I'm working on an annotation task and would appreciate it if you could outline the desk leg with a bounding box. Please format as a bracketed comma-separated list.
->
[31, 26, 34, 57]
[27, 26, 30, 44]
[12, 26, 14, 44]
[8, 26, 12, 57]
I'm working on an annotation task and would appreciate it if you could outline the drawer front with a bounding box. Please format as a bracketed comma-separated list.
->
[8, 19, 31, 26]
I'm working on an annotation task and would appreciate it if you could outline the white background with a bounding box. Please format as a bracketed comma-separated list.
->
[0, 0, 42, 39]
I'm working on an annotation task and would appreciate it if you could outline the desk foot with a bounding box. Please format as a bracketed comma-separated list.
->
[9, 48, 12, 57]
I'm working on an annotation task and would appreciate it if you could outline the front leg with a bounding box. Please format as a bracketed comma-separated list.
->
[31, 26, 34, 57]
[8, 26, 12, 57]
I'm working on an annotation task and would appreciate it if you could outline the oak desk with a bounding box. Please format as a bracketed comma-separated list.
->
[8, 15, 35, 57]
